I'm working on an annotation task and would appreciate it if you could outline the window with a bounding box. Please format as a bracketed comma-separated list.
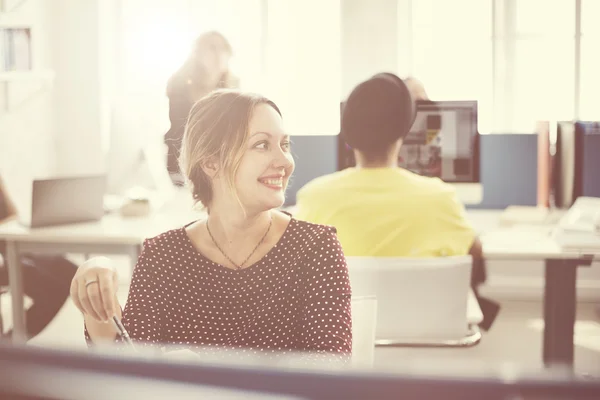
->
[113, 0, 598, 141]
[114, 0, 340, 141]
[411, 0, 493, 133]
[262, 0, 341, 135]
[410, 0, 598, 133]
[579, 0, 600, 120]
[116, 0, 264, 139]
[510, 0, 575, 132]
[188, 0, 264, 93]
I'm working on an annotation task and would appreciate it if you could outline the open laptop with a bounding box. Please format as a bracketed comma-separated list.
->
[22, 175, 106, 228]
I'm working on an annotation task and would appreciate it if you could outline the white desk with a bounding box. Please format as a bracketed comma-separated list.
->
[0, 196, 202, 342]
[472, 210, 598, 368]
[1, 208, 597, 369]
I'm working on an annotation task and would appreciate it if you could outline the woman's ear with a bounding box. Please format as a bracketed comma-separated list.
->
[200, 159, 219, 179]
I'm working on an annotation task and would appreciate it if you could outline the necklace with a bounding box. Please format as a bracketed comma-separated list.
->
[206, 216, 272, 270]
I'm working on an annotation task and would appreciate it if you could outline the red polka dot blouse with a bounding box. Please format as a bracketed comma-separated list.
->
[87, 217, 352, 358]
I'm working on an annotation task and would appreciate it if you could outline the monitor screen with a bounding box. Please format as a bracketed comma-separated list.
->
[338, 100, 480, 183]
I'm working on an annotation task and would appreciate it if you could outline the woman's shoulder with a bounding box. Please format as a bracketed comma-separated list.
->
[285, 218, 346, 275]
[142, 227, 189, 253]
[286, 216, 339, 249]
[291, 217, 337, 235]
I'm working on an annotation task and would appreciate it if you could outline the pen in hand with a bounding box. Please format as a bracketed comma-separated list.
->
[112, 316, 135, 349]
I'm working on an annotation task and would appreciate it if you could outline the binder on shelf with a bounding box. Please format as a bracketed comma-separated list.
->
[0, 27, 31, 72]
[553, 121, 584, 208]
[536, 121, 552, 208]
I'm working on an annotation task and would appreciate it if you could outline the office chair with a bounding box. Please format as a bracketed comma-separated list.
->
[346, 256, 482, 347]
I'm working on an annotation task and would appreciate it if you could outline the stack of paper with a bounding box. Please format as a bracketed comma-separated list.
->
[552, 197, 600, 252]
[499, 206, 551, 227]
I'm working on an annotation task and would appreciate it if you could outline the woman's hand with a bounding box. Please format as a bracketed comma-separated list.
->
[70, 256, 119, 323]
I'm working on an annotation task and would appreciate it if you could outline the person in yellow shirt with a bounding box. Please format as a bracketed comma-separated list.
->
[295, 72, 499, 329]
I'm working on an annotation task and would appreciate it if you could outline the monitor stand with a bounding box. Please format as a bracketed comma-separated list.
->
[451, 183, 483, 206]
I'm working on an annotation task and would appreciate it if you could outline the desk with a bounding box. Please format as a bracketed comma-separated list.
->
[473, 210, 598, 369]
[1, 208, 597, 370]
[0, 200, 201, 342]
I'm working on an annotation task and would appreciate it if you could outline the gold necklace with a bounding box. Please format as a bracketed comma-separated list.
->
[206, 216, 272, 270]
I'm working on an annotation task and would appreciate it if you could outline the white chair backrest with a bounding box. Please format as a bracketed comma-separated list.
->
[346, 256, 475, 341]
[350, 295, 377, 367]
[467, 289, 484, 325]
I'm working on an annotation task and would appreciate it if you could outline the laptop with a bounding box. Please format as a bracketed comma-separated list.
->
[23, 175, 106, 228]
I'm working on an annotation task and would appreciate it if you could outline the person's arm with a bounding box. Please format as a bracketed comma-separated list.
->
[469, 237, 483, 258]
[437, 189, 477, 255]
[436, 189, 487, 286]
[469, 237, 487, 289]
[298, 226, 352, 357]
[71, 256, 120, 343]
[437, 190, 498, 327]
[74, 240, 164, 346]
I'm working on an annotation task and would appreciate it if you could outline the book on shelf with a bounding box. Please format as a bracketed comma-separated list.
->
[0, 27, 32, 72]
[536, 121, 552, 208]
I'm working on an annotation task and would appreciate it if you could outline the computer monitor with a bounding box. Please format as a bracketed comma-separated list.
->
[338, 100, 482, 204]
[27, 175, 106, 228]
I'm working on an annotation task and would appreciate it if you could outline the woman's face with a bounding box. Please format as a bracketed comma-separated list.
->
[231, 104, 295, 213]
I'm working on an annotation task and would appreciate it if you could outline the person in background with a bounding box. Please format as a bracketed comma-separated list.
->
[0, 175, 77, 339]
[164, 31, 239, 182]
[72, 89, 352, 359]
[294, 73, 499, 330]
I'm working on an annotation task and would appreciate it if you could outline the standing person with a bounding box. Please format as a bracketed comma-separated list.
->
[164, 31, 239, 182]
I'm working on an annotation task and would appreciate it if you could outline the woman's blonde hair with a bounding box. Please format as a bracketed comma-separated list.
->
[178, 89, 281, 210]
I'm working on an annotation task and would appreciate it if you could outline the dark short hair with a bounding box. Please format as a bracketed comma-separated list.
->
[341, 72, 413, 160]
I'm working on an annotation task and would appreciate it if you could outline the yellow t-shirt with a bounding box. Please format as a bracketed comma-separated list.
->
[294, 167, 475, 257]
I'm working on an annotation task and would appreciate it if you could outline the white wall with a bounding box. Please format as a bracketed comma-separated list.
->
[0, 0, 56, 215]
[0, 0, 115, 208]
[49, 0, 108, 176]
[341, 0, 407, 97]
[341, 0, 397, 96]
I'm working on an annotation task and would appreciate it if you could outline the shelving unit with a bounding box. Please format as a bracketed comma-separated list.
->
[0, 0, 54, 112]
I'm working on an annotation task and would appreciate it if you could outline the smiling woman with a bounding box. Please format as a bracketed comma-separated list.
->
[178, 89, 293, 214]
[71, 89, 353, 361]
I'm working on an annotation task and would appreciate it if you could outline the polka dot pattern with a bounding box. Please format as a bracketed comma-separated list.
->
[85, 218, 352, 359]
